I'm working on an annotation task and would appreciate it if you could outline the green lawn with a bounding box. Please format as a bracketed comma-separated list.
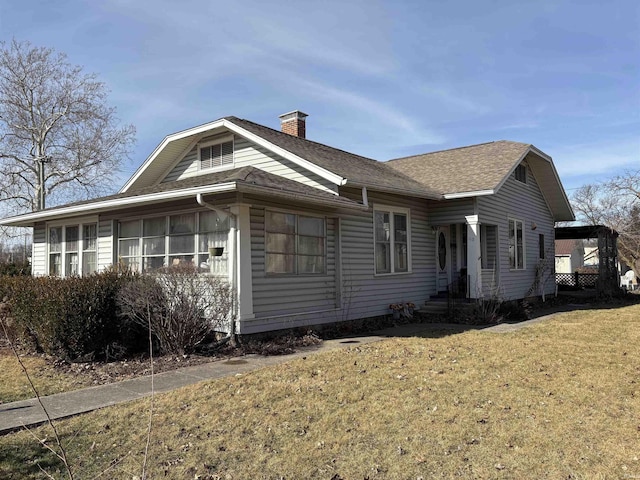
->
[1, 304, 638, 479]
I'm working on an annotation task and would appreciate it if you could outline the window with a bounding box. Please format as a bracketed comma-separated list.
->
[509, 219, 525, 269]
[49, 227, 62, 276]
[539, 233, 545, 259]
[47, 223, 98, 277]
[374, 207, 410, 274]
[83, 224, 97, 274]
[117, 211, 230, 275]
[118, 220, 141, 272]
[142, 217, 166, 271]
[65, 226, 79, 275]
[515, 164, 527, 183]
[198, 211, 229, 275]
[169, 213, 195, 266]
[265, 211, 325, 274]
[199, 140, 233, 170]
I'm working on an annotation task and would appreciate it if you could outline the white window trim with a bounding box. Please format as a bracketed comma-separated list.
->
[508, 217, 526, 270]
[198, 135, 235, 172]
[264, 210, 328, 276]
[46, 218, 99, 277]
[373, 204, 412, 276]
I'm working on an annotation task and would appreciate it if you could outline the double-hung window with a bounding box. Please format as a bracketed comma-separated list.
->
[265, 211, 325, 275]
[65, 226, 79, 275]
[83, 224, 97, 274]
[49, 227, 62, 276]
[199, 138, 234, 170]
[509, 219, 525, 269]
[374, 206, 410, 274]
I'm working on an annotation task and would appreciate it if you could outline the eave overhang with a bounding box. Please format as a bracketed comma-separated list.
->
[1, 181, 367, 228]
[0, 183, 238, 227]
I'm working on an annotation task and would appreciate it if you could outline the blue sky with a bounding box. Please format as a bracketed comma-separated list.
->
[0, 0, 638, 194]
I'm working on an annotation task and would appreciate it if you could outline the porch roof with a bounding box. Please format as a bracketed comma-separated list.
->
[0, 167, 367, 227]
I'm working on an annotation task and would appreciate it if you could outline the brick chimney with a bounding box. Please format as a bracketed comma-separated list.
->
[279, 110, 308, 138]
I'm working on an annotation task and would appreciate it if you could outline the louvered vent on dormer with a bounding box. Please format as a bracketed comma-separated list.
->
[200, 140, 234, 170]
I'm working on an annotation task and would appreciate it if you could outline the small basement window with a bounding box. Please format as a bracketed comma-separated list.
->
[200, 140, 234, 170]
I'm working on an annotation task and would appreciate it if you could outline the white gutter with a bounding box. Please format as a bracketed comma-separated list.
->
[443, 189, 495, 200]
[196, 193, 238, 341]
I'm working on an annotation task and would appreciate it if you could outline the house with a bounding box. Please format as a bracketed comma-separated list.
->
[0, 111, 575, 334]
[554, 239, 585, 274]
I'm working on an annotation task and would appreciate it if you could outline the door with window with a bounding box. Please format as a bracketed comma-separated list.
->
[436, 226, 451, 293]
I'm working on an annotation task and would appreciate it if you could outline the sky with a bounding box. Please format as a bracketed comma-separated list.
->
[0, 0, 638, 194]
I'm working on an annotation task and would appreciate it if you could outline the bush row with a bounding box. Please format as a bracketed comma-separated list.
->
[0, 268, 147, 361]
[0, 261, 31, 276]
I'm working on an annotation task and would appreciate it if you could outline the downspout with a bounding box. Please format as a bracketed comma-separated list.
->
[361, 186, 369, 207]
[196, 193, 238, 343]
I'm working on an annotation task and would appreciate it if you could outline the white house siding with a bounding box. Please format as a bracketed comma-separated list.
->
[339, 190, 433, 319]
[240, 189, 433, 334]
[162, 135, 337, 194]
[163, 147, 199, 181]
[477, 165, 556, 300]
[32, 223, 46, 276]
[97, 219, 114, 272]
[428, 198, 475, 226]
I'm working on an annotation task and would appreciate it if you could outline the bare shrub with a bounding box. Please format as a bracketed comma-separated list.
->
[118, 264, 234, 355]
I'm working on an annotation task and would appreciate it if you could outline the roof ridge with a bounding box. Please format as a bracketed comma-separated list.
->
[227, 116, 381, 164]
[387, 140, 528, 163]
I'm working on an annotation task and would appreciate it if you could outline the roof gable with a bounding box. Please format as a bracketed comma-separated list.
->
[387, 141, 575, 221]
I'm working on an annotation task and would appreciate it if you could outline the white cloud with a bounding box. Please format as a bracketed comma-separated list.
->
[293, 78, 444, 145]
[553, 141, 640, 182]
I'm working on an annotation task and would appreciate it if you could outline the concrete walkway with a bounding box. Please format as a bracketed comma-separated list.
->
[0, 316, 560, 434]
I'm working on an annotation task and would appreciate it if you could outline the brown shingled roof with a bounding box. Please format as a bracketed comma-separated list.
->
[386, 141, 532, 196]
[30, 166, 363, 214]
[226, 116, 441, 199]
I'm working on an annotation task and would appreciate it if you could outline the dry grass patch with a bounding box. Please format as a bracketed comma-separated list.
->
[1, 304, 639, 479]
[0, 349, 93, 403]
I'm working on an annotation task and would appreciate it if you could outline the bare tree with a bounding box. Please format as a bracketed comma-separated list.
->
[0, 39, 135, 212]
[572, 170, 640, 280]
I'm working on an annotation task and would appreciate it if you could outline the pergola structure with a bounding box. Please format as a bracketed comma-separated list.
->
[555, 225, 621, 297]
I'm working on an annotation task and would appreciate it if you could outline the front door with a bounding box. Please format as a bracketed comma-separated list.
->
[437, 226, 451, 293]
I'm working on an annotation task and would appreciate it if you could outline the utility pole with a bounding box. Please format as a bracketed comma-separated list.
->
[36, 155, 50, 211]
